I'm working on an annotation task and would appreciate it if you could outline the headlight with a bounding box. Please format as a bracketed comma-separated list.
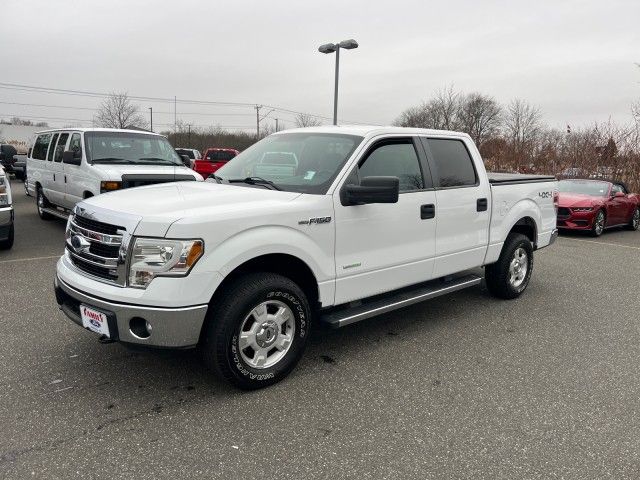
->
[128, 238, 204, 289]
[100, 181, 122, 193]
[572, 207, 593, 212]
[0, 176, 8, 206]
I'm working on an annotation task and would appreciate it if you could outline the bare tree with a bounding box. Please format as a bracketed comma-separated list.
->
[294, 113, 322, 128]
[94, 92, 148, 129]
[394, 86, 460, 130]
[504, 99, 542, 153]
[456, 92, 502, 147]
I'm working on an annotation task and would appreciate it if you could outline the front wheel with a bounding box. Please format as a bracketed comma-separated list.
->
[36, 187, 53, 221]
[485, 233, 534, 299]
[627, 207, 640, 231]
[0, 223, 13, 250]
[591, 210, 606, 237]
[199, 272, 312, 390]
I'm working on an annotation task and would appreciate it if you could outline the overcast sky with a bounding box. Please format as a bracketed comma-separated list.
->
[2, 0, 639, 133]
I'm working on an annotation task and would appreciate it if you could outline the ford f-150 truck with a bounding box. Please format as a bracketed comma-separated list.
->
[54, 126, 558, 389]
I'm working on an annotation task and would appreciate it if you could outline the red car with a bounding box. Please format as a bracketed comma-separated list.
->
[557, 179, 640, 236]
[193, 148, 239, 178]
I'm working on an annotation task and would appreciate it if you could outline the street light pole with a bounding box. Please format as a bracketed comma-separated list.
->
[148, 107, 153, 132]
[318, 39, 358, 126]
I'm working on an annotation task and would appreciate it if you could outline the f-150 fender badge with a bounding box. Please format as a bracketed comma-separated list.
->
[298, 216, 332, 225]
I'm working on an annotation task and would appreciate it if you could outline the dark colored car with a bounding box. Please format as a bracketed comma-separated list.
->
[194, 148, 240, 178]
[556, 179, 640, 236]
[0, 144, 18, 174]
[12, 154, 27, 181]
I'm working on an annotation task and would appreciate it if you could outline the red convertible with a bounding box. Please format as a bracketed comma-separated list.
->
[557, 179, 640, 236]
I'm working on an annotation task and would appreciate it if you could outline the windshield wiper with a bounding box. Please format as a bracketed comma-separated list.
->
[91, 157, 138, 164]
[138, 157, 182, 166]
[207, 173, 224, 184]
[227, 176, 282, 191]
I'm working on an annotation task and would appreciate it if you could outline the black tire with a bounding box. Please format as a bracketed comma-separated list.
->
[199, 272, 312, 390]
[36, 186, 54, 221]
[485, 233, 534, 300]
[0, 223, 13, 250]
[591, 209, 606, 237]
[627, 207, 640, 231]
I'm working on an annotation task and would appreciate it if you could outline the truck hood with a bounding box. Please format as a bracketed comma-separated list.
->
[80, 181, 302, 236]
[91, 163, 200, 180]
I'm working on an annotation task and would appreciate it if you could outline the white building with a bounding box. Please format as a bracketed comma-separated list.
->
[0, 124, 42, 153]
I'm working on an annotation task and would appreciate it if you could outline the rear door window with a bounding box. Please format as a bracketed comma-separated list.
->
[54, 133, 70, 163]
[423, 138, 478, 188]
[47, 133, 60, 162]
[32, 134, 53, 160]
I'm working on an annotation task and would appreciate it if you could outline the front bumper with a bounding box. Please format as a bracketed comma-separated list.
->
[0, 206, 13, 240]
[557, 210, 595, 230]
[54, 275, 208, 348]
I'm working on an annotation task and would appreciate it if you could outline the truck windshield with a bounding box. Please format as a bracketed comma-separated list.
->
[85, 132, 183, 166]
[558, 180, 609, 197]
[213, 132, 363, 194]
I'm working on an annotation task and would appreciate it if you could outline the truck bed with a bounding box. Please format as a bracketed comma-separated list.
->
[488, 172, 556, 185]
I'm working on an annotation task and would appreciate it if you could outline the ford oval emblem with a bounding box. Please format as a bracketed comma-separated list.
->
[70, 235, 91, 253]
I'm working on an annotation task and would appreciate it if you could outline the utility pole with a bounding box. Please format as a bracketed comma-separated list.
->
[174, 96, 177, 132]
[148, 107, 153, 132]
[188, 124, 191, 145]
[275, 118, 279, 132]
[255, 105, 261, 138]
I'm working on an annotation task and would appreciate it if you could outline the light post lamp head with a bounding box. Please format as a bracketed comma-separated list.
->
[318, 43, 338, 54]
[338, 39, 358, 50]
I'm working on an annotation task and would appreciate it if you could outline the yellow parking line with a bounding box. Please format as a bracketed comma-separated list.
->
[0, 255, 61, 264]
[560, 237, 640, 250]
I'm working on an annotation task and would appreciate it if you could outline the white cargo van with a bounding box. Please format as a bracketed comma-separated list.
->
[26, 128, 202, 220]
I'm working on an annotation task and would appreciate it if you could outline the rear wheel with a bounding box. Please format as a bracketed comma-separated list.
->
[199, 272, 312, 390]
[36, 186, 54, 221]
[591, 210, 605, 237]
[627, 207, 639, 231]
[0, 223, 13, 250]
[485, 233, 534, 299]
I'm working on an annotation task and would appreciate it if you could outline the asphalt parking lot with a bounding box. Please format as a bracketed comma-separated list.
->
[1, 177, 639, 479]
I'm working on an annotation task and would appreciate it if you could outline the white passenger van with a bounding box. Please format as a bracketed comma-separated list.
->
[26, 128, 203, 220]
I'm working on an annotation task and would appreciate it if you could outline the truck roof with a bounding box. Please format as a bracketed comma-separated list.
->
[274, 125, 471, 139]
[32, 127, 161, 136]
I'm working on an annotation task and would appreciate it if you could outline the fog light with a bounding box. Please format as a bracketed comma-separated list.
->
[129, 317, 152, 339]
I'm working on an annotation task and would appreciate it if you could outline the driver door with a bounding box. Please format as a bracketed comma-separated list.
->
[608, 183, 628, 225]
[333, 137, 437, 305]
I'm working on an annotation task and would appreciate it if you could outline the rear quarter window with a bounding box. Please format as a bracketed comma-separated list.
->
[32, 134, 53, 160]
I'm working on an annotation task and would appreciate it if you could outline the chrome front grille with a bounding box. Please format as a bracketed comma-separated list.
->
[66, 213, 129, 286]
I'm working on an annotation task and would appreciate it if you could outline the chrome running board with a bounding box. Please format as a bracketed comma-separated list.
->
[41, 207, 69, 220]
[321, 274, 482, 328]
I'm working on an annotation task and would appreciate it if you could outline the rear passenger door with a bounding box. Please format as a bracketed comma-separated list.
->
[333, 136, 437, 305]
[419, 136, 491, 277]
[43, 132, 64, 206]
[51, 132, 70, 205]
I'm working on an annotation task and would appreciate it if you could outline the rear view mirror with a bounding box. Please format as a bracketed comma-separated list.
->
[341, 176, 400, 206]
[62, 150, 82, 166]
[613, 191, 625, 198]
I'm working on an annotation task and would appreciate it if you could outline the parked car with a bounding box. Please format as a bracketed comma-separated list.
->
[0, 166, 14, 250]
[26, 128, 203, 221]
[12, 153, 27, 181]
[175, 148, 201, 164]
[0, 144, 18, 175]
[193, 148, 239, 178]
[556, 179, 640, 236]
[54, 126, 558, 389]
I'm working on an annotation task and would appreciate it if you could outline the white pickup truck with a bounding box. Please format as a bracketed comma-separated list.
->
[54, 126, 557, 389]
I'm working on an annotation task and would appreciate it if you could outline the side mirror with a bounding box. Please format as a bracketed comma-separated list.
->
[341, 176, 400, 206]
[180, 154, 191, 167]
[613, 191, 625, 198]
[62, 150, 82, 165]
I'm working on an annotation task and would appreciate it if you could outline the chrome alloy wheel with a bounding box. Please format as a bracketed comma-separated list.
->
[594, 211, 605, 235]
[633, 209, 640, 229]
[509, 247, 529, 288]
[239, 300, 295, 369]
[37, 189, 45, 214]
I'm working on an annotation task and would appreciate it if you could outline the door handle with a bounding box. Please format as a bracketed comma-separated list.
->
[477, 198, 488, 212]
[421, 204, 435, 219]
[53, 173, 56, 182]
[64, 175, 67, 183]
